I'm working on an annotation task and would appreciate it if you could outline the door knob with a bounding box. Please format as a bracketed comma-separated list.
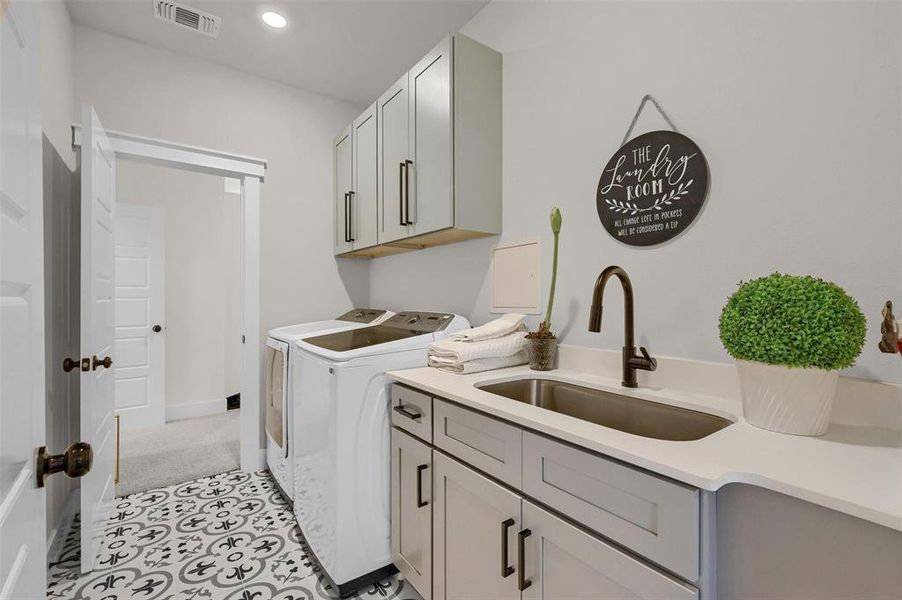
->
[92, 355, 113, 370]
[36, 442, 93, 488]
[63, 357, 91, 373]
[152, 325, 162, 333]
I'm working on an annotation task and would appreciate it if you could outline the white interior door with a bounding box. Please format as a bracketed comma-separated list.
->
[79, 105, 117, 573]
[114, 203, 164, 430]
[0, 2, 48, 598]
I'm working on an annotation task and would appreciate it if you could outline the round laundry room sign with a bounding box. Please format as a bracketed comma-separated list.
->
[596, 130, 709, 246]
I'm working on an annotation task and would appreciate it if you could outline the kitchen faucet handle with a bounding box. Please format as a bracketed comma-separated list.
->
[638, 346, 657, 371]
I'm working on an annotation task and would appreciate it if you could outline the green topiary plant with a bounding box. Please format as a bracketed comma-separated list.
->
[719, 273, 866, 370]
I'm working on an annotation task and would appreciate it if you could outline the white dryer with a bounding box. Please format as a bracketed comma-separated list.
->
[291, 311, 470, 596]
[264, 309, 392, 502]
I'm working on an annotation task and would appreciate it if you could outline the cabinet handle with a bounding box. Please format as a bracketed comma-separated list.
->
[517, 529, 532, 591]
[343, 192, 350, 242]
[393, 404, 422, 421]
[399, 162, 406, 226]
[501, 518, 515, 578]
[416, 463, 429, 508]
[348, 191, 355, 242]
[404, 159, 413, 225]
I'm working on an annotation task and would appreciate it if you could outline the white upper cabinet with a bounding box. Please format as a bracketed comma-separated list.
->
[336, 33, 501, 257]
[352, 103, 378, 249]
[377, 73, 411, 245]
[333, 125, 352, 256]
[407, 36, 453, 238]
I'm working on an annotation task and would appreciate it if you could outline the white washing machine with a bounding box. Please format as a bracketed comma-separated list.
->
[291, 311, 470, 596]
[264, 309, 392, 502]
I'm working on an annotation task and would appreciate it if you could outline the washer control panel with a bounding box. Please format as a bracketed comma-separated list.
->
[337, 309, 388, 324]
[384, 311, 455, 333]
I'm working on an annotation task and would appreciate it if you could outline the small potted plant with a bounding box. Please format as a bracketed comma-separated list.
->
[526, 208, 562, 370]
[719, 273, 866, 436]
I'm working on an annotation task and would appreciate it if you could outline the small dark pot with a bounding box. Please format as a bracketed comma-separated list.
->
[526, 337, 558, 371]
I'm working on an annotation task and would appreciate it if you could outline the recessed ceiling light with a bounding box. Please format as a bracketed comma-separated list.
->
[261, 11, 287, 29]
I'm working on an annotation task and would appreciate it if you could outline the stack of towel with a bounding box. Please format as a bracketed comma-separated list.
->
[428, 313, 529, 374]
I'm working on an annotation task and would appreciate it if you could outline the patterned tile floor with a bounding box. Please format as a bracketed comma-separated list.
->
[47, 470, 421, 600]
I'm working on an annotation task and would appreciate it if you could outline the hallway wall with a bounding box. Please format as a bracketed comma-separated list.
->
[72, 24, 370, 350]
[117, 163, 241, 418]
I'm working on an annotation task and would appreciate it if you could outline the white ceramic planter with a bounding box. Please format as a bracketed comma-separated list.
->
[736, 360, 839, 436]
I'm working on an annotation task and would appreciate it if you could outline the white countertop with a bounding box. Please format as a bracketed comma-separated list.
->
[387, 364, 902, 532]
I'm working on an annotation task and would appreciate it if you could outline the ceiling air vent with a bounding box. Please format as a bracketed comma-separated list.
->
[153, 1, 221, 38]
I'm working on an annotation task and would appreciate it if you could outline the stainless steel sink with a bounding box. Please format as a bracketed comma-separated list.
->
[476, 378, 732, 441]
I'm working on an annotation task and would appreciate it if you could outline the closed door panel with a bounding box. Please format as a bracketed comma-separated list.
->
[352, 103, 378, 249]
[114, 203, 164, 430]
[409, 36, 453, 237]
[521, 500, 698, 600]
[334, 126, 352, 255]
[377, 73, 410, 244]
[433, 451, 520, 600]
[391, 429, 432, 599]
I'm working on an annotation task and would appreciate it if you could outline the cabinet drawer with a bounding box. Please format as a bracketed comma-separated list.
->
[433, 399, 522, 488]
[522, 432, 699, 581]
[391, 384, 433, 443]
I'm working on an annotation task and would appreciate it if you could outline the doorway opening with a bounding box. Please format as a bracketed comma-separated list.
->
[112, 162, 243, 496]
[71, 114, 267, 574]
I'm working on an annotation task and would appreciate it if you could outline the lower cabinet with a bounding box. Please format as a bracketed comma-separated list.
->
[391, 428, 433, 599]
[390, 387, 705, 600]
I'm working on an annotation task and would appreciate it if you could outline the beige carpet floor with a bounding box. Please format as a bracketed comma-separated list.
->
[116, 409, 240, 497]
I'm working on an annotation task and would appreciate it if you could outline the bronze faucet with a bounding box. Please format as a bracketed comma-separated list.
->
[588, 266, 657, 388]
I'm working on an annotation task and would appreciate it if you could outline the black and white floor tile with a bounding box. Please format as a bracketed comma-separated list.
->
[48, 470, 421, 600]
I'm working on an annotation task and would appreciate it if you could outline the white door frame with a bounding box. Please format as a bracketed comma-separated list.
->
[73, 125, 267, 472]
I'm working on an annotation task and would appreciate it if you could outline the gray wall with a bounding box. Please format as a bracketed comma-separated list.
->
[39, 0, 79, 548]
[72, 24, 370, 345]
[717, 484, 902, 598]
[370, 0, 902, 385]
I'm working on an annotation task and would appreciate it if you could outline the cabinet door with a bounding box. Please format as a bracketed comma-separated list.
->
[377, 73, 410, 244]
[352, 103, 378, 249]
[408, 36, 453, 237]
[521, 500, 698, 600]
[433, 451, 520, 600]
[391, 428, 433, 600]
[333, 125, 352, 255]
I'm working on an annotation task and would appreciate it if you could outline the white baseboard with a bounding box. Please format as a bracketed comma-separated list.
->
[47, 489, 79, 563]
[166, 398, 227, 422]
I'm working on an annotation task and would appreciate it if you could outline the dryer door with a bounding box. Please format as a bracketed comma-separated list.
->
[265, 338, 289, 455]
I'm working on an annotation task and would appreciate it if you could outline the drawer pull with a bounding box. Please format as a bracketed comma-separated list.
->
[393, 404, 422, 421]
[501, 518, 515, 578]
[416, 463, 429, 508]
[517, 529, 532, 591]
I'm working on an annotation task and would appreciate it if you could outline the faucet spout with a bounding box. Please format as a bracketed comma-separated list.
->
[587, 266, 655, 388]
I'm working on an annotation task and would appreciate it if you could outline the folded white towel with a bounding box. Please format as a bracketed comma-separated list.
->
[429, 330, 528, 363]
[428, 351, 528, 374]
[450, 313, 526, 342]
